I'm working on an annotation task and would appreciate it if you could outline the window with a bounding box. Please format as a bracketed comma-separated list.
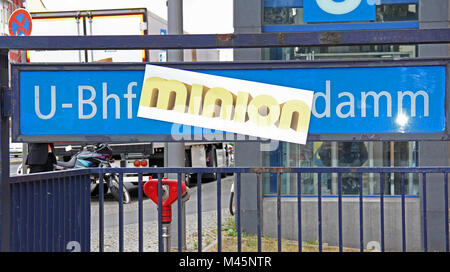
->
[263, 44, 416, 60]
[376, 4, 418, 22]
[263, 4, 418, 25]
[262, 141, 419, 196]
[263, 7, 302, 25]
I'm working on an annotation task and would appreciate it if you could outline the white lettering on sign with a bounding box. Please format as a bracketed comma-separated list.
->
[312, 80, 429, 119]
[102, 82, 120, 119]
[78, 85, 97, 119]
[124, 82, 137, 119]
[33, 81, 138, 120]
[34, 85, 56, 119]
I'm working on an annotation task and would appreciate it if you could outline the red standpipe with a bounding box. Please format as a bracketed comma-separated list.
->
[143, 177, 187, 223]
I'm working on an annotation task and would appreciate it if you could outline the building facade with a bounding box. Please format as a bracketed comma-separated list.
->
[234, 0, 449, 251]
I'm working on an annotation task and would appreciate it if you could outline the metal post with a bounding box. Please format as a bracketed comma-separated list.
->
[162, 223, 171, 252]
[167, 0, 183, 61]
[166, 0, 186, 250]
[0, 50, 10, 251]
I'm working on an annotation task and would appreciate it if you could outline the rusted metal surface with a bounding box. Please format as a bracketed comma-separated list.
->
[216, 33, 234, 47]
[319, 31, 342, 44]
[1, 28, 450, 50]
[277, 32, 286, 45]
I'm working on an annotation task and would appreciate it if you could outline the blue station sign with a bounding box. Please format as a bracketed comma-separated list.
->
[12, 61, 448, 143]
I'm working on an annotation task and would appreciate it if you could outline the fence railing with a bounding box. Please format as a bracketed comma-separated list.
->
[3, 166, 450, 252]
[7, 169, 91, 252]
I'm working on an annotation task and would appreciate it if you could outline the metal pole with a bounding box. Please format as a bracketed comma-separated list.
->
[167, 0, 183, 61]
[0, 50, 10, 251]
[166, 0, 186, 250]
[162, 223, 171, 252]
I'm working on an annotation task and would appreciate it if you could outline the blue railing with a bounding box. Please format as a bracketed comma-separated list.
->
[3, 166, 450, 252]
[7, 169, 91, 252]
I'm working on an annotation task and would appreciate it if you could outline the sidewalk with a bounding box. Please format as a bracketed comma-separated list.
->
[90, 208, 233, 252]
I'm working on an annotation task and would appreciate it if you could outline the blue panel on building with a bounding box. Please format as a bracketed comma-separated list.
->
[303, 0, 376, 23]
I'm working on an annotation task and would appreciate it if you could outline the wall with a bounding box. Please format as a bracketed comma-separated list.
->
[417, 0, 450, 252]
[263, 197, 422, 251]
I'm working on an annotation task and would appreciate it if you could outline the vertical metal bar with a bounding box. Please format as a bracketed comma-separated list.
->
[422, 172, 427, 252]
[35, 180, 40, 252]
[167, 0, 184, 61]
[46, 178, 51, 251]
[49, 178, 58, 252]
[138, 172, 143, 252]
[359, 172, 364, 252]
[64, 176, 69, 252]
[297, 172, 302, 252]
[74, 176, 79, 251]
[444, 172, 449, 252]
[236, 172, 241, 252]
[177, 172, 182, 252]
[11, 183, 18, 251]
[158, 173, 163, 252]
[21, 180, 27, 251]
[16, 183, 20, 251]
[42, 179, 48, 251]
[83, 174, 90, 252]
[257, 172, 262, 252]
[0, 50, 11, 252]
[217, 170, 222, 252]
[119, 173, 124, 252]
[50, 178, 55, 252]
[57, 177, 63, 251]
[401, 172, 406, 252]
[98, 173, 104, 252]
[338, 172, 343, 252]
[43, 179, 51, 252]
[68, 176, 73, 251]
[31, 180, 36, 251]
[32, 179, 40, 252]
[318, 172, 322, 252]
[26, 181, 31, 251]
[197, 172, 202, 252]
[380, 172, 385, 252]
[42, 179, 47, 251]
[12, 184, 22, 251]
[276, 172, 282, 252]
[86, 174, 91, 252]
[9, 183, 14, 251]
[72, 176, 79, 249]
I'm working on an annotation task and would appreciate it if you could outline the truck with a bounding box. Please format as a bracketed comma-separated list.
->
[27, 8, 229, 189]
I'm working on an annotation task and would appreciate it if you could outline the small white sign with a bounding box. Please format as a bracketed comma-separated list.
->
[137, 65, 314, 144]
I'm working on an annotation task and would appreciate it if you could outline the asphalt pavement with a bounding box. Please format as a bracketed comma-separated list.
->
[89, 175, 235, 252]
[90, 174, 235, 230]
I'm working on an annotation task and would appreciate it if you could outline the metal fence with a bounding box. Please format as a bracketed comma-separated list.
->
[4, 166, 449, 252]
[7, 169, 91, 252]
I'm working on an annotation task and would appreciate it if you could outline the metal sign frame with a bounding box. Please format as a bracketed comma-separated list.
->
[11, 57, 449, 143]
